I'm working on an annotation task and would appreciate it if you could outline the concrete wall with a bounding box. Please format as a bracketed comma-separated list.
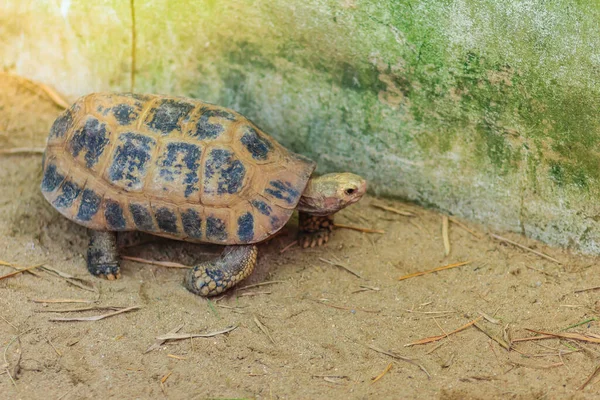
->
[3, 0, 600, 252]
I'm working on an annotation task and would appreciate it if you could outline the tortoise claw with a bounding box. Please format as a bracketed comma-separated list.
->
[299, 229, 331, 249]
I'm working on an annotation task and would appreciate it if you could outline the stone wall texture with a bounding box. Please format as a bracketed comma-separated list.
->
[3, 0, 600, 252]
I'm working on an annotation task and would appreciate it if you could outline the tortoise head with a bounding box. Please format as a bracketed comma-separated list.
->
[297, 173, 367, 216]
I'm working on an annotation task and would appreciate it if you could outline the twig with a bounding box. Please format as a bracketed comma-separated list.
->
[315, 300, 380, 314]
[32, 298, 96, 304]
[0, 147, 45, 155]
[121, 256, 192, 269]
[145, 324, 185, 353]
[365, 344, 430, 378]
[333, 223, 385, 234]
[155, 325, 238, 341]
[0, 264, 43, 280]
[490, 234, 562, 264]
[405, 317, 482, 346]
[49, 305, 140, 322]
[442, 215, 450, 256]
[279, 240, 297, 254]
[371, 203, 415, 217]
[319, 257, 362, 278]
[253, 315, 275, 344]
[371, 363, 393, 384]
[574, 286, 600, 293]
[237, 281, 285, 291]
[398, 260, 473, 281]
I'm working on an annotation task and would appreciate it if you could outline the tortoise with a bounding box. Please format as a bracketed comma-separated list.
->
[40, 93, 367, 296]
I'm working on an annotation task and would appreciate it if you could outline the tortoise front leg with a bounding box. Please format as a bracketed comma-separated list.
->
[298, 212, 334, 248]
[184, 245, 258, 297]
[87, 230, 121, 280]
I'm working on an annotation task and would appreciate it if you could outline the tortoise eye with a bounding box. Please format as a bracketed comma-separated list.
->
[344, 188, 356, 196]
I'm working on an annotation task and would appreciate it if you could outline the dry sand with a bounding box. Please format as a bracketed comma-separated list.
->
[1, 73, 600, 399]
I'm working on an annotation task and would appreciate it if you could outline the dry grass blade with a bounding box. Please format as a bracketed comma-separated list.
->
[36, 306, 124, 313]
[448, 216, 481, 239]
[32, 298, 96, 304]
[524, 329, 600, 344]
[121, 256, 192, 269]
[38, 83, 70, 109]
[0, 147, 45, 155]
[442, 215, 450, 256]
[405, 317, 482, 347]
[167, 354, 187, 360]
[146, 324, 184, 353]
[253, 315, 275, 344]
[473, 322, 511, 350]
[155, 325, 238, 341]
[365, 344, 430, 378]
[574, 286, 600, 293]
[490, 234, 562, 264]
[319, 257, 362, 278]
[279, 240, 298, 254]
[579, 364, 600, 391]
[237, 281, 285, 291]
[371, 203, 415, 217]
[316, 300, 380, 314]
[49, 305, 140, 322]
[333, 223, 385, 234]
[398, 260, 473, 281]
[371, 363, 393, 384]
[0, 264, 43, 281]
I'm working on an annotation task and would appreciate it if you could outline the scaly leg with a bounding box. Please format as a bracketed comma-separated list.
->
[87, 230, 121, 280]
[184, 245, 258, 297]
[298, 212, 334, 248]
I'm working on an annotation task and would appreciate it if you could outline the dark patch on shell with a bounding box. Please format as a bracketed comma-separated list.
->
[76, 189, 101, 221]
[104, 200, 126, 230]
[129, 203, 155, 231]
[204, 149, 246, 195]
[206, 216, 227, 241]
[191, 108, 236, 140]
[251, 200, 272, 216]
[241, 126, 272, 160]
[155, 207, 179, 234]
[49, 108, 74, 138]
[158, 142, 201, 198]
[146, 99, 194, 134]
[108, 133, 156, 190]
[237, 212, 254, 243]
[41, 163, 65, 192]
[69, 117, 110, 168]
[265, 180, 300, 204]
[181, 208, 202, 239]
[53, 180, 81, 209]
[111, 104, 139, 125]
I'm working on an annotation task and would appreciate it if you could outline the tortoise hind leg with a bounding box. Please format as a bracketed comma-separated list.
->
[87, 230, 121, 280]
[185, 245, 258, 297]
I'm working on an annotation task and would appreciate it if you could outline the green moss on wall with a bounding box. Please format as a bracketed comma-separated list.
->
[3, 0, 600, 252]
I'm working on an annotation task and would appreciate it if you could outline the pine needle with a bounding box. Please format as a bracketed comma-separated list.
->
[398, 260, 473, 281]
[371, 363, 393, 384]
[49, 305, 140, 322]
[121, 256, 192, 269]
[405, 316, 482, 346]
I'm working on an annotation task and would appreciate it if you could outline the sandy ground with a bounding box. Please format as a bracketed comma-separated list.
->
[2, 74, 600, 399]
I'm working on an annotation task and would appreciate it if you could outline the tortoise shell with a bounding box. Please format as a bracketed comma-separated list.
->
[41, 93, 316, 245]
